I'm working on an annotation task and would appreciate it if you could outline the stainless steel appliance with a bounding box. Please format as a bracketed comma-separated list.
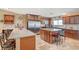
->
[27, 20, 41, 32]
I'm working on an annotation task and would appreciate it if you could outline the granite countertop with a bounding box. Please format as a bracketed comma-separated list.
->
[41, 25, 79, 31]
[56, 27, 79, 31]
[8, 28, 35, 39]
[41, 28, 62, 32]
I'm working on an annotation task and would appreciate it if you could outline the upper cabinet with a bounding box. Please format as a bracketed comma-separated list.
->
[69, 16, 75, 24]
[4, 15, 14, 24]
[40, 17, 51, 27]
[26, 14, 39, 20]
[62, 15, 79, 24]
[62, 16, 70, 24]
[26, 14, 52, 27]
[74, 15, 79, 24]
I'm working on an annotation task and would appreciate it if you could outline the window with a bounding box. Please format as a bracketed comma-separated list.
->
[53, 20, 63, 25]
[53, 20, 58, 25]
[42, 20, 48, 24]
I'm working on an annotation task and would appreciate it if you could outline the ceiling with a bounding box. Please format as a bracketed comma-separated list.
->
[1, 8, 79, 17]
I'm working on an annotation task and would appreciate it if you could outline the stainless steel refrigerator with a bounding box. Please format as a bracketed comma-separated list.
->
[27, 20, 41, 32]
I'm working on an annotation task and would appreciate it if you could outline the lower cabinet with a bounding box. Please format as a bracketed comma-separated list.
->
[40, 30, 45, 41]
[40, 29, 79, 43]
[44, 30, 50, 43]
[20, 35, 36, 50]
[65, 29, 79, 40]
[77, 31, 79, 39]
[40, 30, 54, 44]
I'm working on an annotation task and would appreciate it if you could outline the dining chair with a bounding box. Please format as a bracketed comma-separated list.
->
[0, 30, 15, 50]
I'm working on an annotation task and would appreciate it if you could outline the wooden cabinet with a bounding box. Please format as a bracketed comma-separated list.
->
[62, 15, 79, 24]
[77, 31, 79, 39]
[63, 16, 70, 24]
[26, 14, 52, 28]
[40, 30, 45, 40]
[4, 15, 14, 24]
[70, 16, 75, 24]
[40, 29, 54, 44]
[65, 29, 79, 39]
[26, 14, 39, 20]
[49, 32, 55, 43]
[74, 16, 79, 24]
[40, 30, 50, 43]
[44, 30, 50, 42]
[20, 35, 36, 50]
[39, 16, 45, 21]
[40, 17, 51, 28]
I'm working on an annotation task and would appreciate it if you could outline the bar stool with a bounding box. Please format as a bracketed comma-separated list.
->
[58, 29, 65, 45]
[52, 32, 61, 45]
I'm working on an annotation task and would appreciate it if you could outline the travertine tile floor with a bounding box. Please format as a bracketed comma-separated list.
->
[0, 35, 79, 50]
[36, 35, 79, 50]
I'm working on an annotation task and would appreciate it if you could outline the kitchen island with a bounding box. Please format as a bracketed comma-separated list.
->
[40, 28, 61, 44]
[9, 28, 36, 50]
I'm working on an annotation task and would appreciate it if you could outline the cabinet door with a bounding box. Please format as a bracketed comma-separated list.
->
[34, 15, 38, 20]
[40, 30, 45, 40]
[77, 31, 79, 39]
[27, 14, 39, 20]
[63, 15, 79, 24]
[28, 15, 35, 20]
[44, 30, 47, 41]
[65, 29, 79, 39]
[70, 16, 75, 24]
[64, 30, 69, 37]
[75, 16, 79, 24]
[49, 32, 55, 43]
[77, 16, 79, 24]
[4, 15, 9, 23]
[39, 16, 44, 21]
[20, 36, 35, 50]
[63, 16, 70, 24]
[46, 31, 50, 43]
[4, 15, 14, 24]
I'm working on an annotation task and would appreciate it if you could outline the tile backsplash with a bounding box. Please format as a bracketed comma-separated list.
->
[53, 24, 79, 30]
[65, 24, 79, 30]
